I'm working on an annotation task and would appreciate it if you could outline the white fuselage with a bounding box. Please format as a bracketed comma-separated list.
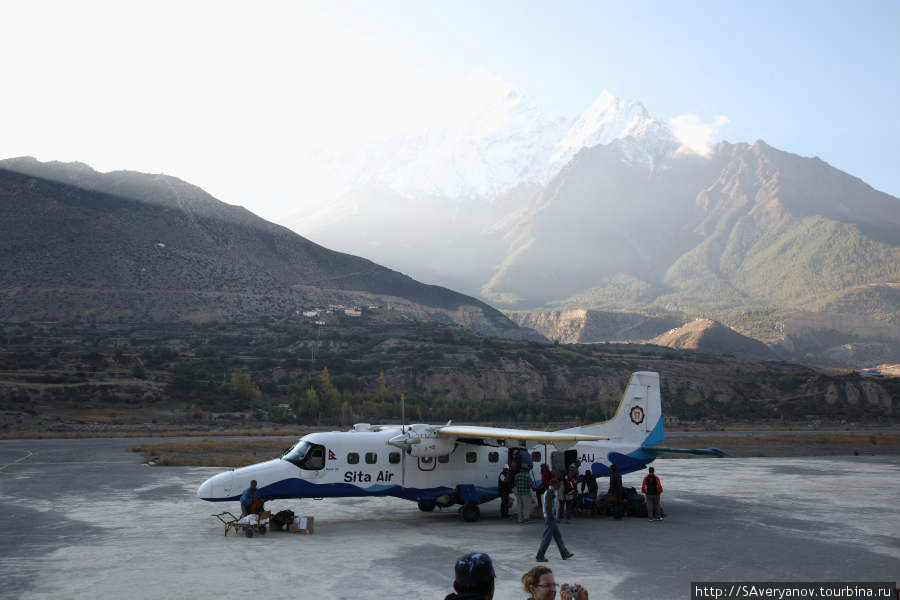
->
[196, 425, 654, 506]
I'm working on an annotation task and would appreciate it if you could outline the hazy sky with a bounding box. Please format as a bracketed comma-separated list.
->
[3, 0, 898, 220]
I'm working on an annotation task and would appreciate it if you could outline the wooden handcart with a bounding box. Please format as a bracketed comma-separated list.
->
[212, 511, 270, 538]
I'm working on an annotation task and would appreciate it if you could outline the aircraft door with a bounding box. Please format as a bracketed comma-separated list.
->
[551, 449, 580, 474]
[550, 451, 565, 474]
[563, 449, 579, 472]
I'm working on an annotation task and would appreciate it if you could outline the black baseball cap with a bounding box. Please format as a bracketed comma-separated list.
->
[454, 552, 495, 588]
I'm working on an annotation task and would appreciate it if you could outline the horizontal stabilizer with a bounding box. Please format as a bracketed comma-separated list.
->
[643, 446, 729, 457]
[607, 451, 651, 474]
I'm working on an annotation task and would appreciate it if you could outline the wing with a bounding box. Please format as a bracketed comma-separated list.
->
[643, 446, 729, 457]
[436, 425, 607, 445]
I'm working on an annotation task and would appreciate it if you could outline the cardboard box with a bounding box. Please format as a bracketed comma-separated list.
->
[257, 510, 272, 520]
[289, 516, 315, 534]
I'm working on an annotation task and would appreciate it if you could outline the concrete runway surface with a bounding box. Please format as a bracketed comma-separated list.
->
[0, 438, 897, 600]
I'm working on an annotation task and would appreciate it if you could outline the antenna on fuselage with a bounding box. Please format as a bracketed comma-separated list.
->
[401, 393, 406, 434]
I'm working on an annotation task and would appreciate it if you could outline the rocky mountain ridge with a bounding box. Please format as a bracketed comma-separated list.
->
[505, 309, 682, 344]
[649, 318, 776, 359]
[272, 73, 900, 370]
[0, 157, 541, 340]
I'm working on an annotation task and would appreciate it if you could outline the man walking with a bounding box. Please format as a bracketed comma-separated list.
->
[535, 463, 551, 511]
[642, 466, 664, 521]
[498, 465, 513, 519]
[535, 475, 574, 562]
[515, 465, 534, 523]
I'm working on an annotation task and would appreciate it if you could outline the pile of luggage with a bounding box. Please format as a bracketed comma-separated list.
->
[584, 487, 665, 519]
[269, 509, 296, 531]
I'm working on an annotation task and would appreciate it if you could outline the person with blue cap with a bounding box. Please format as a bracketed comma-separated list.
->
[445, 552, 495, 600]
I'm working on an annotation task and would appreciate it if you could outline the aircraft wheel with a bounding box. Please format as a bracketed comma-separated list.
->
[418, 501, 436, 512]
[460, 504, 480, 523]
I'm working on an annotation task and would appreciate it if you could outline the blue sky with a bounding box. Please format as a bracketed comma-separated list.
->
[330, 0, 900, 196]
[2, 0, 898, 215]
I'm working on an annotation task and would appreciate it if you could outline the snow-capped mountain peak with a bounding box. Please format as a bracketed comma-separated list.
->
[551, 91, 674, 170]
[290, 72, 676, 211]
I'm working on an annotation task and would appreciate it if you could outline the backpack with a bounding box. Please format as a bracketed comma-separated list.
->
[271, 509, 295, 530]
[646, 474, 659, 495]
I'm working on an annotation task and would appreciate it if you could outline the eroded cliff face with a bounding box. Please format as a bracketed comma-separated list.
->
[384, 356, 897, 420]
[505, 309, 682, 343]
[774, 312, 900, 368]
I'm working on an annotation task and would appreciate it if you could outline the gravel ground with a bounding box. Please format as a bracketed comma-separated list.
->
[0, 438, 897, 600]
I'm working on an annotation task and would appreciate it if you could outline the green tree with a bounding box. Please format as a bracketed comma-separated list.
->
[305, 387, 320, 424]
[340, 400, 351, 426]
[321, 367, 336, 399]
[376, 370, 388, 399]
[230, 372, 261, 403]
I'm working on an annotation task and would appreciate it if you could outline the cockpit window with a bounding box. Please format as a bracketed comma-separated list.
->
[283, 441, 325, 470]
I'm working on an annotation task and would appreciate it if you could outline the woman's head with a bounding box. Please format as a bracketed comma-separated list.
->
[522, 565, 556, 600]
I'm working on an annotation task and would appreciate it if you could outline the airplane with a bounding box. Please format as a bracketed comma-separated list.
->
[196, 371, 726, 521]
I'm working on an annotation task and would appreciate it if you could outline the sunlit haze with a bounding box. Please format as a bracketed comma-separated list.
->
[3, 0, 898, 220]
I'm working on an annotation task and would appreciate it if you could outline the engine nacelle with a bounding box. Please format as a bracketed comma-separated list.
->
[407, 437, 456, 457]
[388, 424, 456, 457]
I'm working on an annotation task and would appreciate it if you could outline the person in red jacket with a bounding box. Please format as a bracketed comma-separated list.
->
[641, 467, 664, 521]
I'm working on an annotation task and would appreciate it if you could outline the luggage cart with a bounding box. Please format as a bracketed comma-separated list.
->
[212, 511, 269, 538]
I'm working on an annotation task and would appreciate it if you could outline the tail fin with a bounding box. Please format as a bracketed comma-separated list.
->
[560, 371, 664, 446]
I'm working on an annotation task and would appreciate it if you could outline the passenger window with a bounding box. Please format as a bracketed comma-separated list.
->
[438, 454, 450, 463]
[488, 452, 499, 463]
[532, 452, 541, 462]
[389, 452, 400, 464]
[466, 451, 477, 463]
[365, 452, 377, 464]
[347, 452, 359, 464]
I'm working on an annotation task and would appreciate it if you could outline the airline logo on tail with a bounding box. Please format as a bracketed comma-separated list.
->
[629, 405, 645, 425]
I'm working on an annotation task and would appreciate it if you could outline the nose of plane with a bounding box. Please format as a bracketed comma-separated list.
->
[197, 477, 213, 499]
[197, 471, 234, 500]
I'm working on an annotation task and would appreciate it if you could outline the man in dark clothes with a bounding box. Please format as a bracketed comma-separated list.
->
[239, 479, 261, 517]
[498, 466, 513, 519]
[580, 468, 598, 502]
[561, 464, 578, 523]
[535, 476, 574, 562]
[535, 463, 551, 511]
[642, 466, 664, 521]
[608, 465, 624, 519]
[444, 552, 495, 600]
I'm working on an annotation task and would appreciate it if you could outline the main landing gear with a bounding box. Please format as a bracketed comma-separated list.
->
[459, 503, 480, 522]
